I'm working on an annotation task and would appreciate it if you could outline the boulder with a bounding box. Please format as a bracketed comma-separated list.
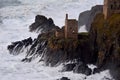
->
[73, 63, 92, 76]
[62, 63, 76, 72]
[35, 15, 47, 23]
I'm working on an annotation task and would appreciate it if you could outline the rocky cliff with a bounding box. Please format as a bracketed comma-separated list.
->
[78, 5, 103, 31]
[90, 13, 120, 80]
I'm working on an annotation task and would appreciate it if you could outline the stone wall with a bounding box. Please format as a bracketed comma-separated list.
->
[55, 30, 64, 38]
[103, 0, 120, 19]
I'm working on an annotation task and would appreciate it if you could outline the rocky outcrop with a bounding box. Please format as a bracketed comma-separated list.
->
[78, 5, 103, 31]
[61, 62, 92, 76]
[7, 37, 33, 55]
[7, 31, 93, 67]
[62, 63, 76, 72]
[29, 15, 59, 33]
[73, 63, 92, 76]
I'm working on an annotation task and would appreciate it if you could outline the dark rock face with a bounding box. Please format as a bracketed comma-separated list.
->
[29, 15, 59, 33]
[110, 65, 120, 80]
[62, 63, 76, 71]
[43, 49, 65, 66]
[73, 63, 92, 76]
[61, 62, 92, 76]
[93, 68, 100, 74]
[78, 5, 103, 31]
[7, 33, 48, 62]
[21, 34, 49, 62]
[57, 77, 70, 80]
[7, 37, 33, 55]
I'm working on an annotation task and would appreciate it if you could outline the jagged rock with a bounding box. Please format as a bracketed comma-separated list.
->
[21, 57, 32, 62]
[73, 63, 92, 76]
[57, 77, 70, 80]
[93, 68, 100, 74]
[78, 5, 103, 31]
[7, 37, 33, 55]
[62, 63, 76, 72]
[44, 49, 65, 66]
[29, 15, 59, 33]
[35, 15, 47, 24]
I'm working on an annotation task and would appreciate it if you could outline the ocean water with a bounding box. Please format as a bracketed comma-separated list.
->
[0, 0, 114, 80]
[0, 0, 21, 8]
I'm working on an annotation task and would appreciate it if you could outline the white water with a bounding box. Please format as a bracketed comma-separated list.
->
[0, 0, 114, 80]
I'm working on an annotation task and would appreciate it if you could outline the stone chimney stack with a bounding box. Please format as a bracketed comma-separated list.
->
[66, 14, 68, 20]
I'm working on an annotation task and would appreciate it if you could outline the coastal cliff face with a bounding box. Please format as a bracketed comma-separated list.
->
[78, 5, 103, 31]
[90, 13, 120, 80]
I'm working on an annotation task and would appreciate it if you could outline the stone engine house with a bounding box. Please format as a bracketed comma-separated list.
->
[103, 0, 120, 19]
[55, 14, 78, 39]
[65, 14, 78, 39]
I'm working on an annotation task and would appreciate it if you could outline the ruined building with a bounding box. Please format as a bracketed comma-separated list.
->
[55, 14, 78, 39]
[103, 0, 120, 19]
[65, 14, 78, 39]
